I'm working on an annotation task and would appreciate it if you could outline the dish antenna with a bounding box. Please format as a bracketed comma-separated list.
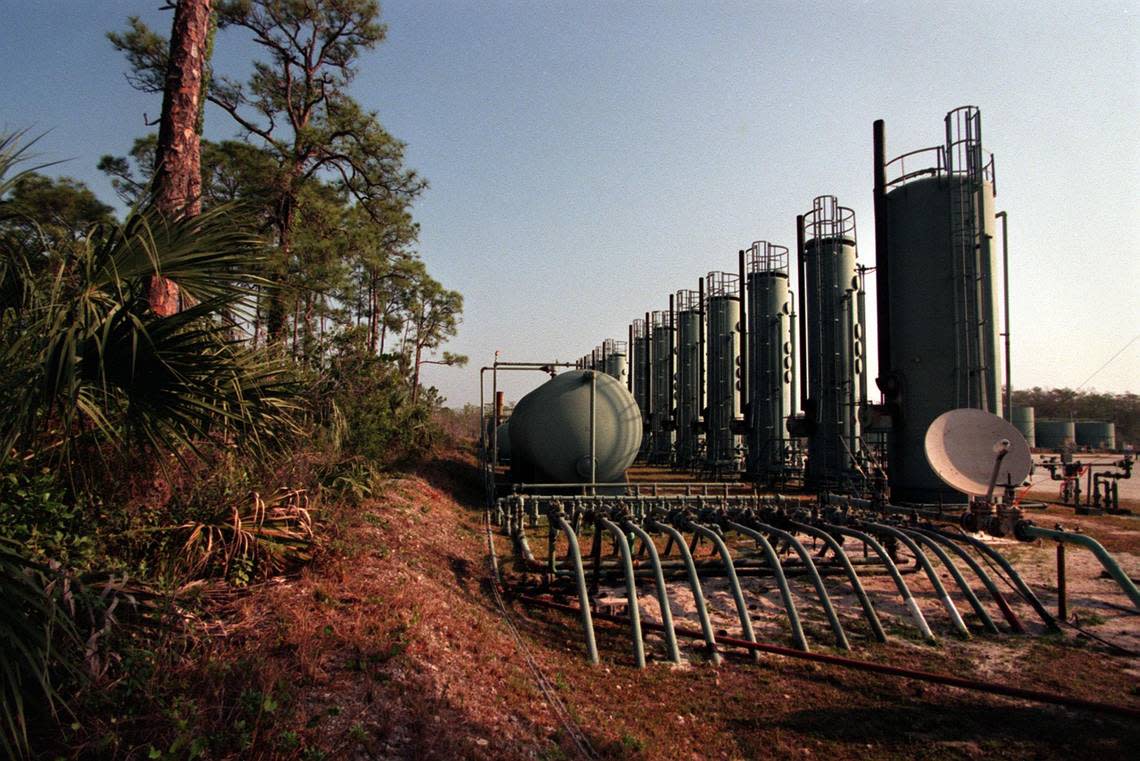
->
[924, 408, 1033, 498]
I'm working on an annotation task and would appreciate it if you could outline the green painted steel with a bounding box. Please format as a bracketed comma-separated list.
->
[648, 520, 721, 663]
[882, 174, 1001, 500]
[865, 522, 971, 638]
[674, 306, 702, 465]
[625, 522, 681, 663]
[688, 522, 760, 660]
[705, 288, 741, 469]
[1020, 524, 1140, 609]
[904, 529, 999, 634]
[913, 528, 1024, 633]
[823, 522, 936, 642]
[1036, 419, 1076, 449]
[801, 197, 865, 488]
[556, 515, 598, 664]
[494, 420, 511, 462]
[746, 243, 794, 483]
[509, 370, 642, 484]
[746, 521, 849, 649]
[788, 519, 887, 642]
[1075, 420, 1116, 450]
[604, 350, 628, 386]
[599, 518, 646, 667]
[649, 313, 675, 463]
[724, 521, 808, 651]
[1012, 406, 1036, 448]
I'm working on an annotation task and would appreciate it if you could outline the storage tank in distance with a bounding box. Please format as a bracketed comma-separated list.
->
[1036, 419, 1075, 450]
[1012, 406, 1036, 448]
[1075, 421, 1116, 451]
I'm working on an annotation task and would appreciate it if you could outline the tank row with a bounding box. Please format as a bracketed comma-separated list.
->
[1011, 408, 1118, 451]
[571, 106, 1010, 501]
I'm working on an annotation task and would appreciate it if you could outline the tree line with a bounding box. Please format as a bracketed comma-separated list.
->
[0, 2, 465, 754]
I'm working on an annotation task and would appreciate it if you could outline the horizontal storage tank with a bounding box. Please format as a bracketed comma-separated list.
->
[495, 421, 511, 462]
[1075, 420, 1116, 450]
[1036, 419, 1076, 450]
[1012, 406, 1036, 448]
[509, 370, 642, 484]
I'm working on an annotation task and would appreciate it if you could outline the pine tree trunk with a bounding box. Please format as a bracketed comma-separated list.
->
[150, 0, 212, 317]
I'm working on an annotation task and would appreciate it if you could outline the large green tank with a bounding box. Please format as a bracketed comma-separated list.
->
[649, 311, 675, 463]
[1075, 421, 1116, 450]
[877, 107, 1000, 501]
[745, 242, 794, 483]
[1036, 419, 1075, 450]
[705, 272, 741, 470]
[675, 290, 703, 465]
[1012, 406, 1035, 448]
[508, 370, 642, 484]
[801, 197, 864, 489]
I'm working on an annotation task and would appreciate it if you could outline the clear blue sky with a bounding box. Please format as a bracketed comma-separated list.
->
[3, 1, 1138, 406]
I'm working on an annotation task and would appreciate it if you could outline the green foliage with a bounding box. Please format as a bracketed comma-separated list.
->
[0, 462, 95, 569]
[320, 328, 439, 467]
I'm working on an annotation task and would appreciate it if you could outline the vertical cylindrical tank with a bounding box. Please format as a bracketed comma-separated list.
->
[1036, 419, 1076, 450]
[705, 271, 742, 471]
[603, 338, 628, 386]
[630, 319, 650, 456]
[800, 197, 864, 489]
[876, 106, 1002, 500]
[1075, 421, 1116, 451]
[1012, 406, 1036, 448]
[675, 290, 703, 466]
[745, 241, 794, 483]
[649, 310, 675, 463]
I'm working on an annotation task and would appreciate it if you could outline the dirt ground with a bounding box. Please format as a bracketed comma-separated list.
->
[204, 448, 1140, 760]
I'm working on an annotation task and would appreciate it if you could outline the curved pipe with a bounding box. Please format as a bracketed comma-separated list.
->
[599, 518, 646, 668]
[934, 527, 1058, 630]
[724, 521, 809, 651]
[1019, 524, 1140, 610]
[903, 528, 999, 634]
[746, 521, 849, 649]
[865, 522, 971, 638]
[648, 520, 721, 663]
[823, 522, 936, 642]
[688, 521, 760, 660]
[913, 528, 1024, 633]
[789, 519, 887, 642]
[556, 515, 599, 664]
[625, 522, 682, 663]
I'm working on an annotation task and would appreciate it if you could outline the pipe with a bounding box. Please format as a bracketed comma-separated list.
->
[599, 518, 645, 668]
[796, 214, 808, 411]
[743, 521, 849, 649]
[996, 210, 1011, 421]
[627, 323, 634, 394]
[698, 277, 705, 418]
[556, 515, 598, 664]
[625, 522, 681, 663]
[723, 521, 810, 651]
[903, 528, 1000, 634]
[934, 527, 1058, 630]
[865, 522, 971, 638]
[912, 528, 1025, 633]
[872, 118, 892, 381]
[824, 523, 936, 641]
[519, 595, 1140, 721]
[688, 522, 760, 660]
[648, 520, 721, 663]
[1057, 541, 1067, 621]
[789, 520, 887, 642]
[1018, 524, 1140, 610]
[738, 248, 748, 420]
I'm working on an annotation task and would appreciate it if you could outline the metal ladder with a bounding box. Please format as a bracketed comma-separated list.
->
[945, 107, 987, 409]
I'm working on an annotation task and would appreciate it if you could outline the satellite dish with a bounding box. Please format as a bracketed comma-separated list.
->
[924, 409, 1033, 497]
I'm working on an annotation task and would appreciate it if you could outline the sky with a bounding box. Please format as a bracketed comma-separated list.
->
[2, 0, 1138, 407]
